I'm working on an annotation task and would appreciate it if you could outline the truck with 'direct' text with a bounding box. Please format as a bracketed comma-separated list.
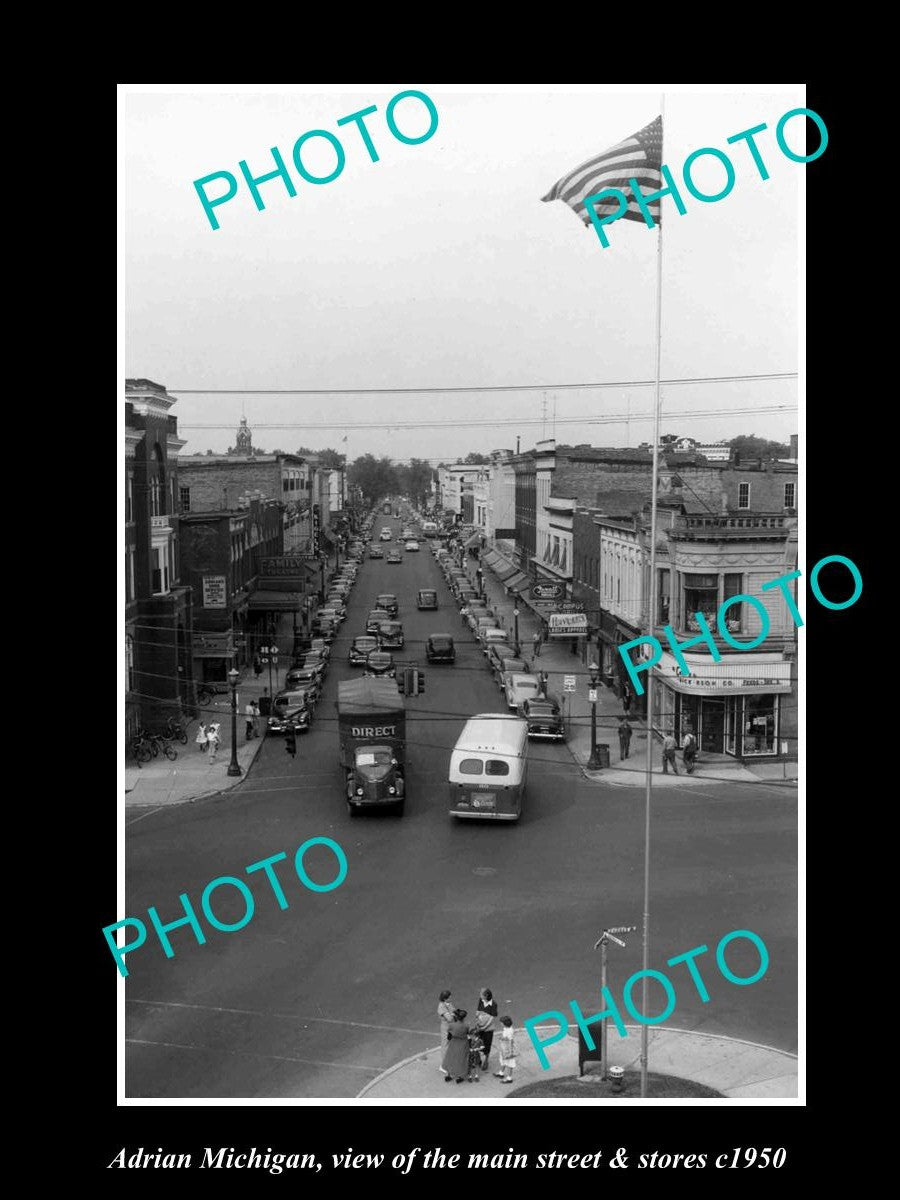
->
[337, 678, 406, 817]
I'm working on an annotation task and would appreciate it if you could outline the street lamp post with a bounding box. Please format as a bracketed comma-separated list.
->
[227, 666, 242, 777]
[513, 595, 521, 657]
[587, 661, 601, 770]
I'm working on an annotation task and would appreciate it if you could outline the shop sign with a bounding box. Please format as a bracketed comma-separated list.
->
[549, 613, 589, 636]
[202, 575, 227, 608]
[259, 556, 308, 576]
[532, 582, 563, 600]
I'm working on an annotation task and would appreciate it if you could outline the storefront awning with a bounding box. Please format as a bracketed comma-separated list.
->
[463, 532, 482, 548]
[504, 570, 529, 591]
[247, 591, 304, 612]
[482, 550, 502, 569]
[654, 652, 792, 694]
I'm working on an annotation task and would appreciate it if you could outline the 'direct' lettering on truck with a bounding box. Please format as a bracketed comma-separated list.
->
[337, 678, 406, 816]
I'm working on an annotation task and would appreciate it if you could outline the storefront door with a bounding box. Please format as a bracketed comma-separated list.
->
[700, 698, 725, 753]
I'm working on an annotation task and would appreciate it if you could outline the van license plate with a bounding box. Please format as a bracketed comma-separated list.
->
[472, 794, 496, 809]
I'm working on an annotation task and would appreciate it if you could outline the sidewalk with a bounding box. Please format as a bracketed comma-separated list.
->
[467, 554, 797, 791]
[358, 1023, 798, 1099]
[124, 612, 298, 808]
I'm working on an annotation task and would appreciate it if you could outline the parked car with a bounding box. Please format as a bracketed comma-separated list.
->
[376, 593, 399, 617]
[417, 588, 438, 610]
[366, 608, 390, 634]
[369, 546, 384, 559]
[318, 605, 345, 625]
[363, 650, 397, 679]
[522, 694, 565, 741]
[377, 620, 405, 649]
[467, 608, 498, 633]
[349, 634, 380, 666]
[267, 699, 312, 735]
[504, 672, 543, 712]
[405, 541, 420, 552]
[297, 651, 328, 679]
[480, 626, 513, 655]
[387, 550, 402, 564]
[309, 637, 331, 661]
[473, 615, 501, 638]
[282, 668, 322, 702]
[425, 633, 456, 663]
[311, 617, 337, 643]
[488, 647, 525, 681]
[460, 599, 489, 619]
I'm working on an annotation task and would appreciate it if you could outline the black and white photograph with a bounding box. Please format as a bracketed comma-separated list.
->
[118, 83, 810, 1125]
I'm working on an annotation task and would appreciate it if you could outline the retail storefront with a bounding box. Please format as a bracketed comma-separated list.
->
[651, 652, 792, 759]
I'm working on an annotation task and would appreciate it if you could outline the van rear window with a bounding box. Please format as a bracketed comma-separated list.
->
[485, 760, 510, 776]
[459, 759, 484, 775]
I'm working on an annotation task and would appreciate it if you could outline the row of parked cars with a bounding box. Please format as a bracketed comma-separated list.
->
[431, 541, 566, 741]
[267, 537, 372, 734]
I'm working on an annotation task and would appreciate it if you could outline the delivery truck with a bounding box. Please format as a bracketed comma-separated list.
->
[337, 677, 406, 816]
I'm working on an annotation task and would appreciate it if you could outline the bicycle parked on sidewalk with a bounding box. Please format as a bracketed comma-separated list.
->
[130, 731, 154, 765]
[166, 715, 189, 744]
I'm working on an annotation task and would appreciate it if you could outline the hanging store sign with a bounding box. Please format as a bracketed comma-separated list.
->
[532, 582, 563, 600]
[549, 613, 589, 636]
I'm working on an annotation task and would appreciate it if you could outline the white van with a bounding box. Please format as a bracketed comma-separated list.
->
[448, 714, 528, 821]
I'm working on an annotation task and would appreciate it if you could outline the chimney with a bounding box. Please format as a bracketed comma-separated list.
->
[516, 436, 520, 454]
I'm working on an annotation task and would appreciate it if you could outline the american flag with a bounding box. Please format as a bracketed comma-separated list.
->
[541, 115, 663, 229]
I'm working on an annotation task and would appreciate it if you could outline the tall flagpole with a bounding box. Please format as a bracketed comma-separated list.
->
[640, 94, 665, 1100]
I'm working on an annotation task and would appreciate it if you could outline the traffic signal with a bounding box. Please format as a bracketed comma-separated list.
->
[402, 667, 425, 695]
[285, 728, 297, 758]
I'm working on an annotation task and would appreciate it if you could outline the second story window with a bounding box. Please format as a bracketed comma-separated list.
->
[179, 486, 191, 512]
[657, 569, 670, 623]
[738, 482, 750, 509]
[784, 482, 795, 509]
[684, 573, 718, 630]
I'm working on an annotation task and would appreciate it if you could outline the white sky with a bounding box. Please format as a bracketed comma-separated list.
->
[120, 83, 804, 461]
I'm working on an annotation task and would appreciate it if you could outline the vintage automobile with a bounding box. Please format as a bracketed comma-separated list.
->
[363, 650, 397, 679]
[387, 550, 403, 564]
[425, 633, 456, 664]
[369, 545, 384, 559]
[417, 589, 438, 610]
[376, 594, 399, 617]
[522, 694, 565, 741]
[504, 672, 543, 712]
[349, 634, 380, 666]
[376, 620, 405, 650]
[366, 608, 390, 634]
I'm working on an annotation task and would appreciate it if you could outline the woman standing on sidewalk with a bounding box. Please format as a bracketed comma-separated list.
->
[442, 1009, 471, 1084]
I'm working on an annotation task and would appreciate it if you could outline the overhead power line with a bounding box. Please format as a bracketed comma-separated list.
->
[179, 404, 798, 432]
[170, 371, 797, 397]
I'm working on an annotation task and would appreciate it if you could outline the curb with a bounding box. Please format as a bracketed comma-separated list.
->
[124, 733, 267, 808]
[357, 1024, 798, 1099]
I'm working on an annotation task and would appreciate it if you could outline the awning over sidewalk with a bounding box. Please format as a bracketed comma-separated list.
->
[482, 550, 502, 569]
[504, 570, 529, 591]
[247, 591, 303, 612]
[463, 532, 482, 549]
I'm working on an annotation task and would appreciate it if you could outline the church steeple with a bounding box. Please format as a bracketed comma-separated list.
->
[233, 415, 253, 455]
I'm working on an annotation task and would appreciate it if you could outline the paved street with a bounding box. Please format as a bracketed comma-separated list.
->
[124, 518, 797, 1098]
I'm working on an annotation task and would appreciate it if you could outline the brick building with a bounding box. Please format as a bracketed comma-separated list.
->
[178, 499, 285, 684]
[178, 425, 312, 553]
[125, 379, 193, 740]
